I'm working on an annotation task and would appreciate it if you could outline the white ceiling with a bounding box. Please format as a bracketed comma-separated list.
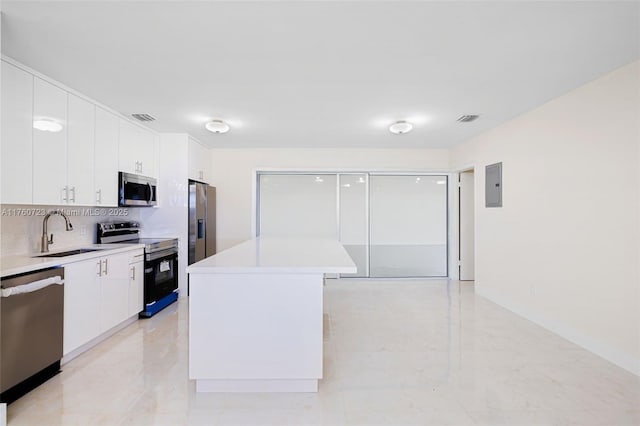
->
[1, 1, 638, 149]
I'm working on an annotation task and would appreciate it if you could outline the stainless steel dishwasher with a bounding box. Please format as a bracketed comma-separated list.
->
[0, 267, 64, 403]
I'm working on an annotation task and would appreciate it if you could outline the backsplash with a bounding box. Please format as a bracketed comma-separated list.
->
[0, 205, 140, 256]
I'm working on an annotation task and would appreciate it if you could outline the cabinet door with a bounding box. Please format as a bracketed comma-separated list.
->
[33, 77, 68, 205]
[188, 138, 209, 182]
[63, 259, 102, 355]
[128, 260, 144, 317]
[118, 119, 141, 174]
[67, 94, 95, 205]
[95, 107, 119, 206]
[137, 130, 157, 177]
[1, 61, 33, 204]
[100, 252, 130, 332]
[119, 120, 156, 177]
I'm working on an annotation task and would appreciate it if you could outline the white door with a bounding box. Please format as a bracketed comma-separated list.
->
[33, 77, 68, 205]
[94, 107, 120, 206]
[100, 253, 130, 332]
[459, 171, 475, 281]
[67, 94, 95, 205]
[128, 260, 144, 317]
[369, 175, 448, 277]
[63, 259, 101, 355]
[137, 130, 157, 177]
[1, 61, 33, 204]
[118, 119, 141, 174]
[188, 138, 209, 182]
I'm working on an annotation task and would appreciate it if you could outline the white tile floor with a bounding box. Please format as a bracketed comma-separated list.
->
[6, 280, 640, 425]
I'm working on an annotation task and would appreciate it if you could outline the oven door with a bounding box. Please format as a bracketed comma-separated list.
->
[144, 249, 178, 306]
[119, 172, 157, 207]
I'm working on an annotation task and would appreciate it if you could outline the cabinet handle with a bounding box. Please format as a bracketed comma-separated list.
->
[130, 265, 136, 280]
[70, 186, 76, 203]
[102, 258, 108, 276]
[61, 186, 68, 203]
[96, 189, 102, 204]
[97, 260, 102, 277]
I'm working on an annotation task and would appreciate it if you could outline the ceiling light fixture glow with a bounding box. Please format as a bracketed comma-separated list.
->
[436, 180, 447, 185]
[205, 119, 230, 134]
[33, 119, 63, 132]
[389, 120, 413, 135]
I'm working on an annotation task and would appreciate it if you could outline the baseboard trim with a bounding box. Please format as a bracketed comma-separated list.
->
[476, 284, 640, 376]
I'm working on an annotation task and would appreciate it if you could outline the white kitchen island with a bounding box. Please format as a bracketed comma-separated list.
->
[187, 237, 356, 393]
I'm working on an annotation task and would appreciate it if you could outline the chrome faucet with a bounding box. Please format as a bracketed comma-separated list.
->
[41, 210, 74, 253]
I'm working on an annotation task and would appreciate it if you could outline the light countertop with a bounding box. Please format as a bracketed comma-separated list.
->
[1, 244, 145, 278]
[187, 237, 356, 274]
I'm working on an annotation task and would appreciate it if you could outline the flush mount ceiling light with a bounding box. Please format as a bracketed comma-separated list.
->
[388, 120, 413, 135]
[33, 119, 63, 132]
[205, 119, 230, 134]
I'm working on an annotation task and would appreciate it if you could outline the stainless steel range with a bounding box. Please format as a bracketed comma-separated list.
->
[97, 221, 178, 318]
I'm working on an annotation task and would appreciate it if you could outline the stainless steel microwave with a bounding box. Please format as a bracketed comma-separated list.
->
[118, 172, 157, 207]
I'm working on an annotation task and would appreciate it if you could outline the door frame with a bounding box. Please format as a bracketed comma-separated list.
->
[452, 165, 476, 281]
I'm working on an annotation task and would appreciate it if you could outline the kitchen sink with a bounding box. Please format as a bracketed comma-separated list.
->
[35, 248, 103, 258]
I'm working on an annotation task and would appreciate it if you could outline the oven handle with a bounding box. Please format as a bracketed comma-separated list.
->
[146, 249, 178, 262]
[1, 276, 64, 298]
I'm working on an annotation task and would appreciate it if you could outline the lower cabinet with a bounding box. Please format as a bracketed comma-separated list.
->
[128, 254, 144, 317]
[63, 258, 101, 355]
[63, 249, 144, 356]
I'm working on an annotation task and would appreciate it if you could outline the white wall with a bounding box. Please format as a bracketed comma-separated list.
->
[209, 148, 450, 251]
[451, 60, 640, 375]
[138, 134, 189, 298]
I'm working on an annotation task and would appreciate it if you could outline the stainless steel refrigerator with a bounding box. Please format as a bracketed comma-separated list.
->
[188, 181, 216, 265]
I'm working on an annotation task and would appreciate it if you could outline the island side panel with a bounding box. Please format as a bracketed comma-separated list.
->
[189, 272, 323, 381]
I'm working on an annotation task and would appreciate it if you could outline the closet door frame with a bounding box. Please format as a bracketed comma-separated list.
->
[254, 170, 450, 279]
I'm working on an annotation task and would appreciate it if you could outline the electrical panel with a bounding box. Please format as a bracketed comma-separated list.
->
[485, 162, 502, 208]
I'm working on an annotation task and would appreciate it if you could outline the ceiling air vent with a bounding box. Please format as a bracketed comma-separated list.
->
[457, 114, 480, 123]
[131, 113, 156, 122]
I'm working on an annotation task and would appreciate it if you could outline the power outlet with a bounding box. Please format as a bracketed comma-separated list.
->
[79, 225, 87, 237]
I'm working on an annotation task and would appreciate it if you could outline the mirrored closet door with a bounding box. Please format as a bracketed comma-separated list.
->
[257, 172, 448, 278]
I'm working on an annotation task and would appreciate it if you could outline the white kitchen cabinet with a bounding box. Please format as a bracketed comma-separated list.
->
[94, 107, 120, 206]
[63, 249, 144, 357]
[67, 94, 95, 205]
[128, 253, 144, 317]
[119, 119, 157, 177]
[99, 252, 130, 332]
[188, 137, 210, 183]
[33, 77, 68, 205]
[63, 258, 102, 355]
[1, 61, 34, 204]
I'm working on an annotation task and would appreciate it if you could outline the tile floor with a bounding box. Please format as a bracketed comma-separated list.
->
[6, 280, 640, 425]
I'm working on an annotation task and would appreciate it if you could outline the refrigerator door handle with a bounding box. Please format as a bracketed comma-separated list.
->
[197, 219, 204, 239]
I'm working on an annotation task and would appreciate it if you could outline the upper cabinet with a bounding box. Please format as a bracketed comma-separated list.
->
[94, 107, 120, 206]
[188, 137, 211, 183]
[1, 61, 33, 204]
[32, 83, 98, 206]
[119, 120, 157, 178]
[32, 77, 68, 205]
[67, 94, 96, 205]
[0, 58, 158, 206]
